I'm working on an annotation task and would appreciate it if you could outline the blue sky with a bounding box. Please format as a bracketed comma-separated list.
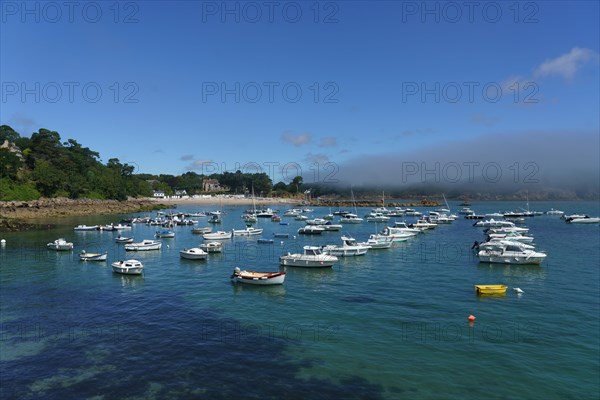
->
[1, 1, 599, 187]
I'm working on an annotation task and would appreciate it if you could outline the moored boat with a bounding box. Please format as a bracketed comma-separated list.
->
[74, 225, 99, 231]
[475, 285, 507, 295]
[232, 227, 263, 236]
[115, 235, 134, 243]
[322, 236, 370, 257]
[191, 226, 212, 234]
[112, 259, 144, 275]
[79, 250, 107, 261]
[202, 231, 233, 240]
[230, 267, 286, 285]
[124, 239, 162, 251]
[199, 241, 224, 253]
[279, 246, 338, 268]
[47, 238, 73, 251]
[297, 226, 325, 235]
[180, 247, 208, 260]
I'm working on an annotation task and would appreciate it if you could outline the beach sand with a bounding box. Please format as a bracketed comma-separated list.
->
[148, 196, 298, 206]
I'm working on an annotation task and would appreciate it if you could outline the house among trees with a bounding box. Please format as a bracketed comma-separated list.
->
[202, 179, 225, 192]
[153, 190, 165, 198]
[174, 189, 188, 197]
[1, 139, 23, 159]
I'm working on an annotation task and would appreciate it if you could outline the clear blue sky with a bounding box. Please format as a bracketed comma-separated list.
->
[1, 1, 599, 186]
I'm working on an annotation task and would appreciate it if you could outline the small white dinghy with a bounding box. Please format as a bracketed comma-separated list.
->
[230, 267, 286, 285]
[180, 248, 208, 260]
[79, 250, 107, 261]
[199, 241, 223, 253]
[111, 259, 144, 275]
[47, 238, 73, 251]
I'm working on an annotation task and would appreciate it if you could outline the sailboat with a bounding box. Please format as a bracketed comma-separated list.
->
[340, 186, 363, 224]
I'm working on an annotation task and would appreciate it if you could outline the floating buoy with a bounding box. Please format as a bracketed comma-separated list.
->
[468, 315, 476, 321]
[513, 287, 524, 294]
[0, 239, 6, 245]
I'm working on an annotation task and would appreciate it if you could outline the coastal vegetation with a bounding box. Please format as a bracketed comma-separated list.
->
[0, 125, 303, 201]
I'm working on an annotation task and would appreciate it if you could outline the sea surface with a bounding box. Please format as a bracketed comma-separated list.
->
[1, 201, 599, 399]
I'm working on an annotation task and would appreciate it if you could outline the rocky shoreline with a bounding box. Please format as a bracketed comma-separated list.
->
[0, 198, 166, 232]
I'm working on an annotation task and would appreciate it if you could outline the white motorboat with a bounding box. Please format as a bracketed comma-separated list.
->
[561, 213, 587, 220]
[155, 230, 175, 238]
[364, 212, 391, 222]
[191, 227, 212, 234]
[283, 209, 302, 217]
[411, 219, 437, 230]
[321, 221, 343, 231]
[484, 212, 505, 218]
[47, 238, 73, 251]
[112, 224, 132, 230]
[474, 219, 515, 228]
[393, 222, 422, 234]
[294, 215, 308, 221]
[487, 231, 535, 243]
[112, 259, 144, 275]
[79, 250, 107, 261]
[477, 243, 547, 265]
[297, 226, 325, 235]
[566, 216, 600, 224]
[230, 267, 286, 285]
[180, 247, 208, 260]
[475, 239, 535, 251]
[256, 208, 275, 218]
[199, 241, 224, 253]
[202, 231, 232, 240]
[115, 235, 134, 243]
[322, 236, 370, 257]
[545, 208, 564, 215]
[404, 209, 422, 217]
[358, 234, 393, 249]
[340, 213, 363, 224]
[232, 227, 263, 236]
[124, 239, 162, 251]
[305, 218, 328, 225]
[242, 214, 258, 223]
[74, 225, 98, 231]
[459, 207, 474, 215]
[279, 246, 338, 267]
[378, 227, 416, 242]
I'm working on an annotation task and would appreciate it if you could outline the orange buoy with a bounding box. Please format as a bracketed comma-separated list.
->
[468, 315, 476, 321]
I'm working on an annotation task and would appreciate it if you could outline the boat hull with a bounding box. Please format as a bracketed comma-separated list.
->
[279, 257, 337, 268]
[180, 249, 208, 260]
[80, 253, 107, 261]
[231, 271, 286, 285]
[475, 285, 507, 295]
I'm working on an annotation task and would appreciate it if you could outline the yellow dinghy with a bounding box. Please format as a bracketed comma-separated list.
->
[475, 285, 507, 296]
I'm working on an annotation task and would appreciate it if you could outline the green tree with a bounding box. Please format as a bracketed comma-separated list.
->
[289, 176, 303, 194]
[0, 125, 20, 144]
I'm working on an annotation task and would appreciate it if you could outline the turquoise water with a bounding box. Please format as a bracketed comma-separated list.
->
[1, 201, 599, 399]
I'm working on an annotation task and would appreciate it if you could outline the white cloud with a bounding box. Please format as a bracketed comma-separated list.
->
[533, 47, 599, 80]
[186, 159, 214, 171]
[281, 131, 311, 147]
[304, 153, 330, 165]
[320, 136, 337, 147]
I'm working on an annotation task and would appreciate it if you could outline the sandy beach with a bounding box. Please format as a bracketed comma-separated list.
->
[147, 196, 299, 206]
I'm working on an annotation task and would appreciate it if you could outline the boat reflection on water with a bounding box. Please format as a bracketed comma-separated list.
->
[231, 282, 286, 297]
[477, 262, 546, 280]
[115, 273, 145, 288]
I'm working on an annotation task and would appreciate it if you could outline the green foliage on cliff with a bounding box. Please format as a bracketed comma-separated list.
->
[0, 125, 151, 201]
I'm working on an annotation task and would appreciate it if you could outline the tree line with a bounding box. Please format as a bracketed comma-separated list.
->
[0, 125, 305, 201]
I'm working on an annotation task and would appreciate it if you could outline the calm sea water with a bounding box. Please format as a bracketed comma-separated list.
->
[1, 201, 599, 399]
